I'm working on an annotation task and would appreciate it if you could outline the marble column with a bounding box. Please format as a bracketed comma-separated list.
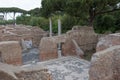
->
[58, 19, 61, 36]
[58, 18, 62, 58]
[49, 18, 52, 37]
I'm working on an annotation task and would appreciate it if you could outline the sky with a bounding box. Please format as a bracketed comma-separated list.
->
[0, 0, 42, 19]
[0, 0, 42, 11]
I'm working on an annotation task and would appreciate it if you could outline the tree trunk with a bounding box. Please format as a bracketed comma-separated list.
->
[89, 15, 95, 27]
[88, 7, 95, 27]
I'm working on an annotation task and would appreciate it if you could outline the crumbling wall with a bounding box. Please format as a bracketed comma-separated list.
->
[0, 71, 16, 80]
[39, 26, 98, 61]
[67, 26, 98, 52]
[16, 70, 52, 80]
[62, 38, 84, 57]
[30, 27, 48, 47]
[0, 25, 48, 48]
[96, 33, 120, 52]
[39, 37, 59, 61]
[0, 41, 22, 65]
[89, 45, 120, 80]
[0, 62, 52, 80]
[39, 35, 84, 61]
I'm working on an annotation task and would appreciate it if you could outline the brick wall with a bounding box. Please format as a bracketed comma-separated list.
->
[39, 27, 98, 61]
[39, 37, 58, 61]
[0, 41, 22, 65]
[67, 27, 98, 52]
[0, 25, 48, 48]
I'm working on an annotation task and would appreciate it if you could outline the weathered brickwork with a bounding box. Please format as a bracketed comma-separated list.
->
[0, 41, 22, 65]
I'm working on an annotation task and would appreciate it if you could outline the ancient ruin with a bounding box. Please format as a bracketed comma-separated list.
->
[0, 0, 120, 79]
[0, 41, 22, 65]
[89, 45, 120, 80]
[89, 33, 120, 80]
[96, 33, 120, 51]
[0, 25, 48, 65]
[0, 24, 120, 80]
[39, 26, 98, 61]
[0, 62, 52, 80]
[68, 26, 98, 52]
[0, 25, 48, 48]
[0, 56, 90, 80]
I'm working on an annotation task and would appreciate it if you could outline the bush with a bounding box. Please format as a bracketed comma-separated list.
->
[30, 17, 49, 31]
[6, 20, 14, 24]
[94, 14, 116, 33]
[51, 14, 76, 33]
[114, 11, 120, 31]
[16, 14, 31, 25]
[0, 20, 14, 25]
[0, 20, 6, 25]
[61, 14, 76, 33]
[16, 14, 87, 34]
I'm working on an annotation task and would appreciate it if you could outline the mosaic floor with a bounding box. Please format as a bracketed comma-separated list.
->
[45, 57, 90, 80]
[23, 56, 90, 80]
[22, 48, 39, 64]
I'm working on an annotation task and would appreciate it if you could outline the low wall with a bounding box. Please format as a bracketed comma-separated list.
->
[0, 62, 52, 80]
[89, 45, 120, 80]
[67, 27, 98, 52]
[0, 41, 22, 65]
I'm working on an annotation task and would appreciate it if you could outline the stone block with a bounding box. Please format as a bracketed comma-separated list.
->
[89, 45, 120, 80]
[0, 41, 22, 65]
[96, 33, 120, 52]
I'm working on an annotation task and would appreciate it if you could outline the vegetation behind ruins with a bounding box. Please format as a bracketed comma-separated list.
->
[0, 0, 120, 34]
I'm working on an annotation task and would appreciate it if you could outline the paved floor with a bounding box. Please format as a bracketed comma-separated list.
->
[22, 48, 39, 64]
[23, 56, 90, 80]
[46, 57, 89, 80]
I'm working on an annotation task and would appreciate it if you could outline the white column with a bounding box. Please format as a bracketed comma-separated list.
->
[13, 12, 16, 26]
[58, 18, 62, 58]
[49, 18, 52, 37]
[58, 19, 61, 36]
[3, 13, 7, 21]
